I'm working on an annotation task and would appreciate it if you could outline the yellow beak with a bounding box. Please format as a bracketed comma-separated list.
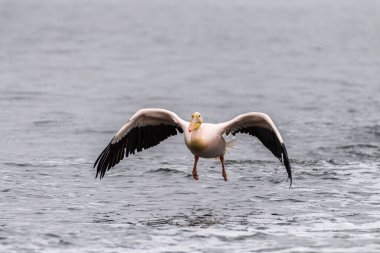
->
[188, 117, 201, 132]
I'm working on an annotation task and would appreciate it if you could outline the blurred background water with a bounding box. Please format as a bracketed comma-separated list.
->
[1, 0, 380, 252]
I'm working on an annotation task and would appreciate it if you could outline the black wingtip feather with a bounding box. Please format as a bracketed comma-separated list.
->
[94, 124, 182, 179]
[232, 126, 292, 187]
[281, 143, 292, 188]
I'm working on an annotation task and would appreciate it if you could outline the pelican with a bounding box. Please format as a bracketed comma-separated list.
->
[94, 109, 292, 186]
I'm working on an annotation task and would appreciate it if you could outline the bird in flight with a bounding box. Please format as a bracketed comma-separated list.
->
[94, 108, 292, 186]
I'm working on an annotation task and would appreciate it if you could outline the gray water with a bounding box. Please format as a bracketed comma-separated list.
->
[1, 0, 380, 252]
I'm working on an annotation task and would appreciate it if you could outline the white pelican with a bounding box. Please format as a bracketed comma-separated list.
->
[94, 108, 292, 186]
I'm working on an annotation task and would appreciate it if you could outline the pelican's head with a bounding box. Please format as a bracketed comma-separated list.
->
[188, 112, 203, 132]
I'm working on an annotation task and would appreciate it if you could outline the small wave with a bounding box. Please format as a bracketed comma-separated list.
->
[141, 208, 224, 228]
[4, 158, 89, 168]
[296, 163, 352, 181]
[300, 76, 358, 87]
[75, 128, 115, 135]
[374, 126, 380, 137]
[144, 167, 187, 176]
[337, 144, 380, 159]
[269, 198, 306, 203]
[45, 233, 60, 238]
[354, 124, 380, 139]
[33, 120, 58, 126]
[4, 162, 38, 167]
[58, 239, 72, 246]
[289, 158, 346, 167]
[1, 90, 48, 101]
[225, 159, 277, 165]
[188, 216, 219, 227]
[215, 232, 270, 242]
[298, 170, 340, 176]
[143, 218, 182, 227]
[93, 218, 115, 223]
[338, 144, 378, 150]
[312, 143, 380, 160]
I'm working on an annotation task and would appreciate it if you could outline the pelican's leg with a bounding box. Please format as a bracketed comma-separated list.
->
[220, 155, 227, 181]
[192, 156, 199, 180]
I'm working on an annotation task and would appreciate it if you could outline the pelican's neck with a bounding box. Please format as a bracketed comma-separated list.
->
[187, 124, 206, 151]
[190, 124, 202, 136]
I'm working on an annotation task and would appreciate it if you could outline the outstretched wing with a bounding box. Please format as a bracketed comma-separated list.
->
[219, 112, 292, 186]
[94, 109, 187, 179]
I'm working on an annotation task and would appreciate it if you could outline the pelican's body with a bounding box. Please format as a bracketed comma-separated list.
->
[185, 123, 226, 158]
[94, 108, 292, 186]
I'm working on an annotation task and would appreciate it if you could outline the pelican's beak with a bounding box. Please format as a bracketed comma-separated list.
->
[188, 117, 201, 132]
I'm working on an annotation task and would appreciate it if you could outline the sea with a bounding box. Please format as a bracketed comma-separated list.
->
[1, 0, 380, 252]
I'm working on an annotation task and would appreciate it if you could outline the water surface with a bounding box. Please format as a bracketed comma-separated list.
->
[1, 0, 380, 252]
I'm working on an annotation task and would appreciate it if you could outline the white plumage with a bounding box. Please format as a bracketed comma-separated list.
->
[94, 108, 292, 186]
